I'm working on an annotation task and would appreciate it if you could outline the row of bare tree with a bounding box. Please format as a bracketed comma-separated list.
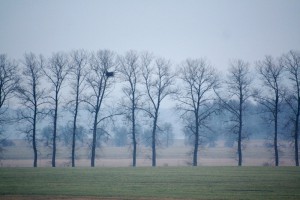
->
[0, 49, 299, 167]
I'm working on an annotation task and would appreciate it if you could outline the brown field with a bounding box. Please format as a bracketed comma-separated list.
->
[0, 139, 295, 167]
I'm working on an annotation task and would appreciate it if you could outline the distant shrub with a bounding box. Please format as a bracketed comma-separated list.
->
[1, 139, 15, 147]
[262, 162, 272, 167]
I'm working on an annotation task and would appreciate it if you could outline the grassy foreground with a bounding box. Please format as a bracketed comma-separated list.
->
[0, 167, 299, 199]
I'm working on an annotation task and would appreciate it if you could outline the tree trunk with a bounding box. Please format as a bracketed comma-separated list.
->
[33, 105, 37, 167]
[91, 111, 98, 167]
[274, 124, 278, 166]
[295, 113, 299, 166]
[132, 124, 137, 167]
[274, 91, 279, 166]
[72, 83, 80, 167]
[193, 133, 199, 166]
[71, 107, 78, 167]
[132, 103, 137, 167]
[295, 95, 300, 166]
[152, 111, 158, 167]
[193, 114, 199, 166]
[238, 121, 242, 166]
[52, 95, 58, 167]
[238, 94, 243, 166]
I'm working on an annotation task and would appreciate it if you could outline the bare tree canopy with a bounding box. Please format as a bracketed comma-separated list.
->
[85, 49, 117, 167]
[176, 58, 219, 166]
[17, 53, 46, 167]
[217, 59, 252, 166]
[43, 52, 70, 167]
[282, 50, 300, 166]
[255, 55, 285, 166]
[68, 49, 88, 167]
[141, 53, 175, 167]
[0, 54, 19, 115]
[2, 48, 300, 167]
[0, 54, 19, 153]
[118, 50, 141, 167]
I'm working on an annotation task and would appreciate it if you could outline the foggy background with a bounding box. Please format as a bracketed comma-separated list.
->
[0, 0, 300, 167]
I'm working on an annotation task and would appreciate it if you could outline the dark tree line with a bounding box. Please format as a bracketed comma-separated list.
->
[0, 49, 299, 167]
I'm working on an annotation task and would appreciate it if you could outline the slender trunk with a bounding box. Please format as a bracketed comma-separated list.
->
[90, 76, 106, 167]
[91, 109, 98, 167]
[274, 121, 278, 166]
[132, 100, 137, 167]
[33, 104, 37, 167]
[274, 91, 279, 166]
[132, 120, 137, 167]
[52, 93, 58, 167]
[193, 114, 199, 166]
[193, 128, 199, 166]
[71, 104, 78, 167]
[295, 112, 299, 166]
[72, 82, 80, 167]
[238, 115, 242, 166]
[152, 112, 158, 167]
[238, 94, 243, 166]
[295, 92, 300, 166]
[151, 108, 160, 167]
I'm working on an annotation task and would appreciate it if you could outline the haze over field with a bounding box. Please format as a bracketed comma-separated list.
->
[0, 0, 300, 167]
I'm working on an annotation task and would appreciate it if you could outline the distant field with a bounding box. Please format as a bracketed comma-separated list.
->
[0, 139, 295, 167]
[0, 167, 299, 200]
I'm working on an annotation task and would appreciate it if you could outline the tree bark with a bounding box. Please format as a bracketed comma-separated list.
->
[71, 102, 78, 167]
[71, 75, 80, 167]
[274, 90, 279, 166]
[132, 98, 137, 167]
[152, 111, 158, 167]
[91, 108, 99, 167]
[33, 78, 38, 167]
[193, 113, 199, 166]
[193, 129, 199, 166]
[33, 103, 37, 167]
[294, 80, 300, 166]
[238, 91, 243, 166]
[295, 95, 300, 166]
[52, 93, 58, 167]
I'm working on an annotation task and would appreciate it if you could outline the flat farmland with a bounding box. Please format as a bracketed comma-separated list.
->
[0, 167, 300, 200]
[0, 140, 295, 167]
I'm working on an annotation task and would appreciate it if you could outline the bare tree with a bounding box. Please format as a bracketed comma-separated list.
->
[85, 50, 117, 167]
[217, 59, 252, 166]
[113, 126, 128, 147]
[0, 54, 19, 118]
[255, 56, 285, 166]
[0, 54, 19, 153]
[43, 52, 70, 167]
[282, 50, 300, 166]
[141, 53, 175, 167]
[176, 59, 219, 166]
[68, 50, 88, 167]
[118, 50, 141, 167]
[160, 122, 174, 148]
[17, 53, 45, 167]
[59, 123, 87, 159]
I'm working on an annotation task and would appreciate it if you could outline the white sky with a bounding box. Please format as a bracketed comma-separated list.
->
[0, 0, 300, 71]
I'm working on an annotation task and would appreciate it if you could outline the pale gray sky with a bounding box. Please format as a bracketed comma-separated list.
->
[0, 0, 300, 70]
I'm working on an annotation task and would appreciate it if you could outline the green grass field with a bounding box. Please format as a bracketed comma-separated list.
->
[0, 167, 299, 199]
